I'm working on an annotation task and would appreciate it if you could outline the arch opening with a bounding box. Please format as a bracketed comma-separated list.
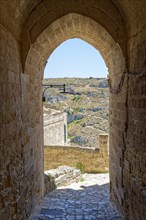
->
[43, 38, 109, 171]
[23, 12, 126, 218]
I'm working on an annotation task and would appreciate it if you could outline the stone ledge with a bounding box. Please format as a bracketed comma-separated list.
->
[44, 145, 100, 152]
[44, 166, 81, 194]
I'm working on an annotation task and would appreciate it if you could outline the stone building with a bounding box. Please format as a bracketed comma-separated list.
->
[0, 1, 146, 220]
[43, 107, 68, 146]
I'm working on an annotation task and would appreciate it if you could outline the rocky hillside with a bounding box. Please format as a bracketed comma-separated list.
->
[43, 78, 109, 148]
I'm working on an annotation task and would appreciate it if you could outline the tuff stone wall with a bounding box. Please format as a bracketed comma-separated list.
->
[0, 25, 23, 220]
[109, 2, 146, 219]
[44, 134, 109, 173]
[110, 76, 146, 220]
[0, 25, 44, 220]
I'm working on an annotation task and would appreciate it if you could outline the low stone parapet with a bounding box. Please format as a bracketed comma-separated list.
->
[44, 134, 109, 173]
[44, 166, 81, 194]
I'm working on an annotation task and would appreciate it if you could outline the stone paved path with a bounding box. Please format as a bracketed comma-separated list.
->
[29, 173, 122, 220]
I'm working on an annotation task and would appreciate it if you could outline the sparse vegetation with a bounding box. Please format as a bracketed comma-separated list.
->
[73, 95, 81, 102]
[74, 119, 83, 124]
[80, 177, 85, 182]
[43, 78, 109, 148]
[76, 162, 84, 173]
[66, 108, 73, 116]
[75, 107, 83, 112]
[70, 135, 76, 142]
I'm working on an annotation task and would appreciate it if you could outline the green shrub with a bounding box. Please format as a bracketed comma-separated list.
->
[76, 162, 84, 173]
[74, 119, 82, 124]
[80, 177, 84, 182]
[73, 95, 81, 102]
[66, 108, 73, 116]
[76, 108, 82, 112]
[70, 135, 76, 142]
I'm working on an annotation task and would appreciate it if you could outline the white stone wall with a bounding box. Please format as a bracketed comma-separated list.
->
[44, 112, 68, 146]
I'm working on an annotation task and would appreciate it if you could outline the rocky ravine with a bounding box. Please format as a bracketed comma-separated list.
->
[43, 78, 109, 148]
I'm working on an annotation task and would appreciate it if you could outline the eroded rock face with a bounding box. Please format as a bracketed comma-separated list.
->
[0, 0, 146, 219]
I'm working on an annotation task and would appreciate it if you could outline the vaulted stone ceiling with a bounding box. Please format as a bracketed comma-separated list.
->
[0, 0, 145, 40]
[1, 0, 145, 74]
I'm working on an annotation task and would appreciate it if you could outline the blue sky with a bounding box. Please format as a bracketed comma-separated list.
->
[44, 38, 108, 78]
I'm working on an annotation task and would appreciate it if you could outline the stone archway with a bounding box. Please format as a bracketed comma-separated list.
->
[0, 0, 146, 219]
[25, 13, 126, 84]
[24, 11, 127, 216]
